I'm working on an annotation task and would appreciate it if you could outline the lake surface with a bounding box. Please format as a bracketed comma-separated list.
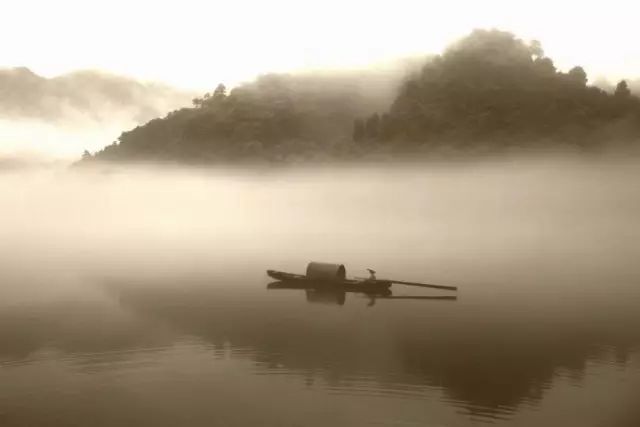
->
[1, 159, 639, 426]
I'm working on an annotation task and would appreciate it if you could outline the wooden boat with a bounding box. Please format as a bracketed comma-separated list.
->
[266, 262, 457, 295]
[267, 270, 393, 294]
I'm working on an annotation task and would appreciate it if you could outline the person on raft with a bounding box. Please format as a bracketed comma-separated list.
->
[366, 268, 377, 281]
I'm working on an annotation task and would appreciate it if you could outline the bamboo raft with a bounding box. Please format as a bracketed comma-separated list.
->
[266, 262, 457, 295]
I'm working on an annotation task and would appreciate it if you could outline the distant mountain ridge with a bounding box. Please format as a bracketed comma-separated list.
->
[0, 67, 194, 124]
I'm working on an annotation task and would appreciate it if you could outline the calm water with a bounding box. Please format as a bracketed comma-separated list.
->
[1, 159, 639, 426]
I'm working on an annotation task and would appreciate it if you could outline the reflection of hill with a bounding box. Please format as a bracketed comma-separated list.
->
[0, 300, 172, 363]
[106, 281, 640, 419]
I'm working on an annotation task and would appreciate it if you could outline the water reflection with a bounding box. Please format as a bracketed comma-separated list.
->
[0, 301, 170, 364]
[305, 289, 347, 305]
[1, 276, 639, 425]
[109, 279, 639, 418]
[267, 281, 458, 306]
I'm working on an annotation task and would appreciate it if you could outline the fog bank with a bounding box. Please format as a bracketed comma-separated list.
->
[0, 67, 195, 157]
[1, 158, 639, 288]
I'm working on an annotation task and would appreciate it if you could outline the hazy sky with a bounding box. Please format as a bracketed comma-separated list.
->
[2, 0, 640, 90]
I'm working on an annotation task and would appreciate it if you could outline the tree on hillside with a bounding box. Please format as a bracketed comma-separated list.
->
[213, 83, 227, 101]
[529, 40, 544, 58]
[615, 80, 631, 98]
[568, 66, 588, 86]
[191, 83, 227, 108]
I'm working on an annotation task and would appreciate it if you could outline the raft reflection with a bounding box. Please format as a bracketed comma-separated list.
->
[267, 281, 457, 306]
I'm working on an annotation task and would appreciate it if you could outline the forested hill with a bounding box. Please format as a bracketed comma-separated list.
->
[364, 29, 640, 149]
[85, 30, 640, 164]
[85, 68, 403, 163]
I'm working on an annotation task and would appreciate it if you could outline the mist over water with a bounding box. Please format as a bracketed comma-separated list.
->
[1, 158, 640, 426]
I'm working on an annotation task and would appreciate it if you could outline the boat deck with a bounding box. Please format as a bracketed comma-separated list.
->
[267, 269, 392, 294]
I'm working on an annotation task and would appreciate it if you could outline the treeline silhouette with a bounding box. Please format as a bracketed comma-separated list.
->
[86, 68, 398, 163]
[86, 30, 640, 163]
[356, 29, 640, 149]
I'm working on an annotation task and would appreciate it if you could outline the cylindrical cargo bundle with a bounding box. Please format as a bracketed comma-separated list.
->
[305, 262, 346, 282]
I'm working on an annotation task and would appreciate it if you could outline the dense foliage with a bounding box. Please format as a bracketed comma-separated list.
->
[90, 71, 393, 163]
[361, 29, 640, 149]
[88, 30, 640, 163]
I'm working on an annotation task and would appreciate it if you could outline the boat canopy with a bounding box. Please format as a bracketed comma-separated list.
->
[306, 262, 346, 282]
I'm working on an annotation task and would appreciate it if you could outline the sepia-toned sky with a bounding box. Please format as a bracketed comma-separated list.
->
[2, 0, 639, 89]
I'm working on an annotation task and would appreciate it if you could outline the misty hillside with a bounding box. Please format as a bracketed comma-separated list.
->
[371, 29, 640, 148]
[86, 30, 640, 164]
[0, 67, 194, 124]
[88, 68, 410, 163]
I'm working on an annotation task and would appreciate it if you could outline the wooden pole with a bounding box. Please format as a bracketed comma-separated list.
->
[389, 279, 457, 291]
[378, 295, 457, 300]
